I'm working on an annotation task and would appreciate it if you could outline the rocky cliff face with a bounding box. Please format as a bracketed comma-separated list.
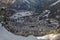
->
[0, 0, 60, 37]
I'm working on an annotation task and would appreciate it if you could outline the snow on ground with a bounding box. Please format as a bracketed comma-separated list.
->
[50, 0, 60, 7]
[10, 11, 33, 19]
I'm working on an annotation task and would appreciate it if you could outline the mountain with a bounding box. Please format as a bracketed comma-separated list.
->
[0, 0, 60, 37]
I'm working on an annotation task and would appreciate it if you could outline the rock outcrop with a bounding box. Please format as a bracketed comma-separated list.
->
[0, 0, 60, 37]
